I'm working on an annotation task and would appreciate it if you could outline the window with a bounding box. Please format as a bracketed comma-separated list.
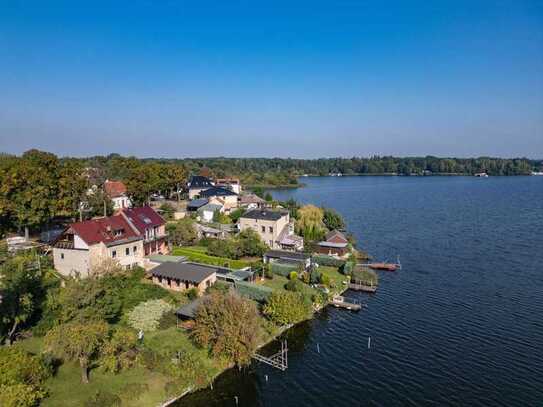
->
[112, 250, 117, 258]
[126, 247, 130, 256]
[269, 226, 273, 233]
[261, 226, 266, 233]
[133, 246, 137, 253]
[269, 240, 273, 247]
[60, 253, 64, 260]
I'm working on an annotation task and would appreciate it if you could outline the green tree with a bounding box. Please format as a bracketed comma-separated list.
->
[85, 188, 114, 218]
[0, 255, 44, 344]
[125, 163, 161, 205]
[263, 291, 312, 325]
[322, 208, 345, 231]
[296, 205, 326, 241]
[45, 320, 109, 383]
[192, 291, 261, 367]
[4, 150, 60, 237]
[264, 192, 273, 202]
[99, 327, 140, 373]
[166, 217, 198, 246]
[56, 159, 88, 219]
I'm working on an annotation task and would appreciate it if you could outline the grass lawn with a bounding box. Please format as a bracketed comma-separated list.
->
[13, 326, 226, 407]
[172, 246, 250, 269]
[319, 266, 349, 294]
[260, 275, 289, 291]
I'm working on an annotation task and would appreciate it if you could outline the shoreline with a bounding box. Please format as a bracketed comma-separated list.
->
[166, 281, 351, 405]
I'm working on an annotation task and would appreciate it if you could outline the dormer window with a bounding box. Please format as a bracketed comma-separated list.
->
[113, 228, 124, 237]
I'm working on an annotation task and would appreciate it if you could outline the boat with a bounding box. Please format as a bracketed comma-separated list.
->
[367, 262, 398, 271]
[531, 171, 543, 176]
[474, 172, 489, 178]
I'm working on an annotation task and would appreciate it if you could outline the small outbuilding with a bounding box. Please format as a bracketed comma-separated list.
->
[150, 261, 217, 294]
[317, 230, 349, 257]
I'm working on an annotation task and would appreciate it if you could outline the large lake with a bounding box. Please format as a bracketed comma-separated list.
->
[177, 176, 543, 407]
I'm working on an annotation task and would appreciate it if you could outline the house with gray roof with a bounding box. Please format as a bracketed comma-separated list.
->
[150, 261, 217, 294]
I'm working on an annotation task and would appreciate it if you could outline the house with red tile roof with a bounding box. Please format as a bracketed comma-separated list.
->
[104, 179, 132, 209]
[119, 206, 169, 256]
[53, 213, 144, 277]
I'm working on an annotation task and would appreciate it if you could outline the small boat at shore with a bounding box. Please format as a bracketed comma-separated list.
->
[367, 262, 398, 271]
[360, 256, 401, 272]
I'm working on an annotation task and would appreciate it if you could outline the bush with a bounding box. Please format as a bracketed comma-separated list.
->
[263, 291, 313, 325]
[127, 299, 175, 332]
[83, 390, 121, 407]
[312, 255, 345, 267]
[271, 261, 298, 277]
[319, 274, 331, 286]
[0, 347, 51, 387]
[159, 203, 175, 220]
[289, 271, 298, 281]
[351, 268, 378, 286]
[285, 279, 304, 292]
[186, 287, 199, 300]
[0, 384, 47, 407]
[341, 261, 354, 275]
[264, 266, 274, 279]
[309, 270, 321, 284]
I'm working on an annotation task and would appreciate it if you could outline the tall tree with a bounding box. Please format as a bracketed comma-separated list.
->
[56, 159, 88, 219]
[0, 255, 44, 345]
[322, 208, 345, 231]
[192, 291, 261, 367]
[45, 320, 109, 383]
[296, 205, 326, 241]
[8, 150, 60, 238]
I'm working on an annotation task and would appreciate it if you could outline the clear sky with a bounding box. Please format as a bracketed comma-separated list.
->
[1, 1, 542, 158]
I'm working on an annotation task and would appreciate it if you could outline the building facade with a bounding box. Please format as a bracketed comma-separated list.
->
[238, 209, 292, 250]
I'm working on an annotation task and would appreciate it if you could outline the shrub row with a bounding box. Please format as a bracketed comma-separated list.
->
[312, 254, 346, 267]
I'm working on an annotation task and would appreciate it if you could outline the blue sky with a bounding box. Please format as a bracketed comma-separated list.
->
[1, 1, 542, 158]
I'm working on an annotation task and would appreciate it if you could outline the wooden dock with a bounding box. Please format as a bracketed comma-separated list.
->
[330, 295, 362, 311]
[348, 282, 377, 293]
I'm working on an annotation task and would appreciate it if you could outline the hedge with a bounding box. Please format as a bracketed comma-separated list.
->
[234, 281, 273, 302]
[312, 255, 346, 267]
[270, 261, 298, 277]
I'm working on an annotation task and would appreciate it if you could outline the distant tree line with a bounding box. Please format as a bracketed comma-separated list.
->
[81, 155, 541, 184]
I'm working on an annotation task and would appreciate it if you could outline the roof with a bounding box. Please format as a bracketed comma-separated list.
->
[199, 186, 238, 197]
[241, 209, 287, 221]
[188, 176, 214, 189]
[198, 203, 223, 213]
[175, 297, 205, 319]
[318, 241, 348, 248]
[264, 250, 309, 261]
[67, 214, 142, 246]
[187, 198, 209, 209]
[239, 194, 266, 205]
[120, 206, 165, 233]
[147, 254, 187, 263]
[104, 180, 127, 198]
[150, 261, 218, 283]
[325, 230, 348, 243]
[279, 233, 304, 247]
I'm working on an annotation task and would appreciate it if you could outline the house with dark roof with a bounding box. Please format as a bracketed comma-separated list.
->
[150, 261, 217, 294]
[52, 214, 144, 277]
[187, 198, 209, 212]
[317, 230, 350, 257]
[104, 180, 131, 209]
[187, 175, 214, 199]
[119, 206, 168, 256]
[239, 209, 303, 251]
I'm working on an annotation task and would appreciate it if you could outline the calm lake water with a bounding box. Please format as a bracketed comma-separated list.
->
[176, 176, 543, 407]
